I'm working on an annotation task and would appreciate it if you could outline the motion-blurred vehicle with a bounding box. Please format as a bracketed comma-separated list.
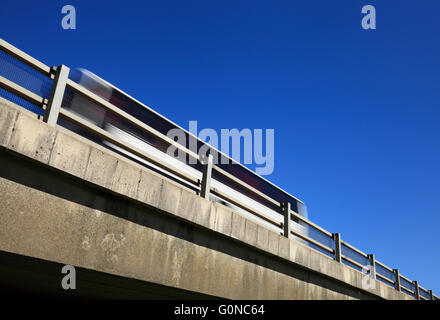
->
[62, 68, 308, 237]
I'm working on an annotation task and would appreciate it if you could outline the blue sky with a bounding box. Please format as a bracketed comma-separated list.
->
[1, 1, 439, 294]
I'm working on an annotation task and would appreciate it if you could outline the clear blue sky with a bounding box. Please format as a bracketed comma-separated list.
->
[1, 1, 439, 294]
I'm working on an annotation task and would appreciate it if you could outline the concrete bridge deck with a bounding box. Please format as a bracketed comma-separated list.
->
[0, 98, 411, 299]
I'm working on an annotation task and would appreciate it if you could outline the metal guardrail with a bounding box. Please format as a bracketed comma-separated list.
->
[0, 38, 438, 300]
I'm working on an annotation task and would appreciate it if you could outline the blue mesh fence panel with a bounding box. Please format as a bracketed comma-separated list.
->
[307, 226, 335, 251]
[376, 263, 395, 283]
[377, 275, 395, 288]
[342, 258, 363, 272]
[419, 288, 431, 300]
[307, 242, 335, 259]
[341, 243, 369, 272]
[304, 226, 335, 258]
[0, 87, 44, 116]
[400, 276, 415, 292]
[0, 49, 53, 99]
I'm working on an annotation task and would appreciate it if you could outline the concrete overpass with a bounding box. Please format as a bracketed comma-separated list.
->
[1, 38, 437, 300]
[0, 98, 411, 299]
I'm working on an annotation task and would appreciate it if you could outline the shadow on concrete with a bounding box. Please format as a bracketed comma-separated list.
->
[0, 250, 219, 299]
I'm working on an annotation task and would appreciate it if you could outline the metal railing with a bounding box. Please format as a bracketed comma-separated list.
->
[0, 38, 438, 300]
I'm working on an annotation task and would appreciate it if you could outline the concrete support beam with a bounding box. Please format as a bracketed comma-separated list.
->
[414, 281, 420, 300]
[44, 65, 69, 126]
[200, 154, 213, 199]
[368, 254, 376, 280]
[333, 233, 342, 263]
[282, 202, 291, 239]
[394, 269, 401, 291]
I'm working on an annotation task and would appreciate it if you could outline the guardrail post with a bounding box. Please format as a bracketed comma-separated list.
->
[200, 154, 213, 199]
[413, 281, 420, 300]
[429, 290, 434, 300]
[393, 269, 401, 291]
[368, 254, 376, 280]
[44, 65, 69, 126]
[333, 233, 341, 263]
[282, 202, 291, 238]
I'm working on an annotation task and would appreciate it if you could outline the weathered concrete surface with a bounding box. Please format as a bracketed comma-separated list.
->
[0, 99, 412, 300]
